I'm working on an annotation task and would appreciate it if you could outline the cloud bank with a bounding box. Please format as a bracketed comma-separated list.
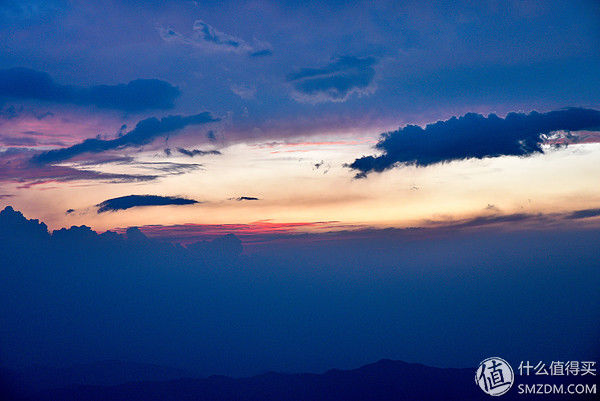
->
[96, 195, 199, 213]
[566, 208, 600, 220]
[348, 108, 600, 177]
[0, 68, 180, 111]
[287, 56, 377, 103]
[31, 113, 219, 164]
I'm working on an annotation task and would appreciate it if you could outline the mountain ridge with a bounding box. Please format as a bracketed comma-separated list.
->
[5, 358, 596, 401]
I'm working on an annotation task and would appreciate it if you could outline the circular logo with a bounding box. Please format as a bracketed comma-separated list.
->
[475, 357, 514, 396]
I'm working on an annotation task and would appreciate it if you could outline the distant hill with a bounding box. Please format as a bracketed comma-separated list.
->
[4, 358, 596, 401]
[0, 360, 189, 398]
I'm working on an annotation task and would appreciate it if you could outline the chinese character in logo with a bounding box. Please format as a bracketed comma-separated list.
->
[580, 361, 597, 376]
[518, 360, 533, 376]
[476, 357, 514, 396]
[534, 361, 549, 375]
[566, 361, 580, 375]
[549, 361, 565, 376]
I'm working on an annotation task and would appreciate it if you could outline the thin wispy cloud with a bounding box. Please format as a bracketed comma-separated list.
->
[159, 20, 272, 57]
[0, 148, 159, 186]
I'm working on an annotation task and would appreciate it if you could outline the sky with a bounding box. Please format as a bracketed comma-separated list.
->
[0, 0, 599, 379]
[1, 0, 599, 236]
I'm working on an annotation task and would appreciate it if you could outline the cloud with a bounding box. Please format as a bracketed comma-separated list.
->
[132, 161, 204, 175]
[96, 195, 199, 213]
[234, 196, 259, 201]
[159, 20, 272, 57]
[424, 213, 543, 230]
[565, 208, 600, 219]
[287, 56, 377, 103]
[1, 148, 159, 186]
[0, 104, 53, 120]
[62, 155, 204, 178]
[485, 204, 499, 212]
[0, 129, 68, 148]
[191, 19, 248, 51]
[0, 68, 180, 111]
[1, 148, 206, 187]
[130, 220, 338, 245]
[0, 134, 39, 146]
[31, 113, 219, 164]
[176, 148, 221, 157]
[72, 155, 136, 166]
[348, 108, 600, 177]
[1, 204, 598, 381]
[230, 83, 256, 99]
[119, 207, 600, 246]
[249, 49, 273, 58]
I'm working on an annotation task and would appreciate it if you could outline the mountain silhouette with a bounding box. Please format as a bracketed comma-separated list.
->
[3, 359, 597, 401]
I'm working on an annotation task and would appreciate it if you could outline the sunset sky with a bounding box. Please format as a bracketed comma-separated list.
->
[1, 0, 599, 238]
[2, 1, 600, 384]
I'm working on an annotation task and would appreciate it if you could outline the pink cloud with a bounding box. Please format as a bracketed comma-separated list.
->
[115, 220, 345, 245]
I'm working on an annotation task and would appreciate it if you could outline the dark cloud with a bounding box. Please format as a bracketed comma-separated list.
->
[348, 108, 600, 178]
[176, 148, 221, 157]
[96, 195, 199, 213]
[65, 208, 74, 214]
[235, 196, 259, 201]
[249, 49, 273, 58]
[287, 56, 377, 103]
[424, 213, 543, 230]
[31, 113, 219, 164]
[565, 208, 600, 220]
[0, 68, 180, 111]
